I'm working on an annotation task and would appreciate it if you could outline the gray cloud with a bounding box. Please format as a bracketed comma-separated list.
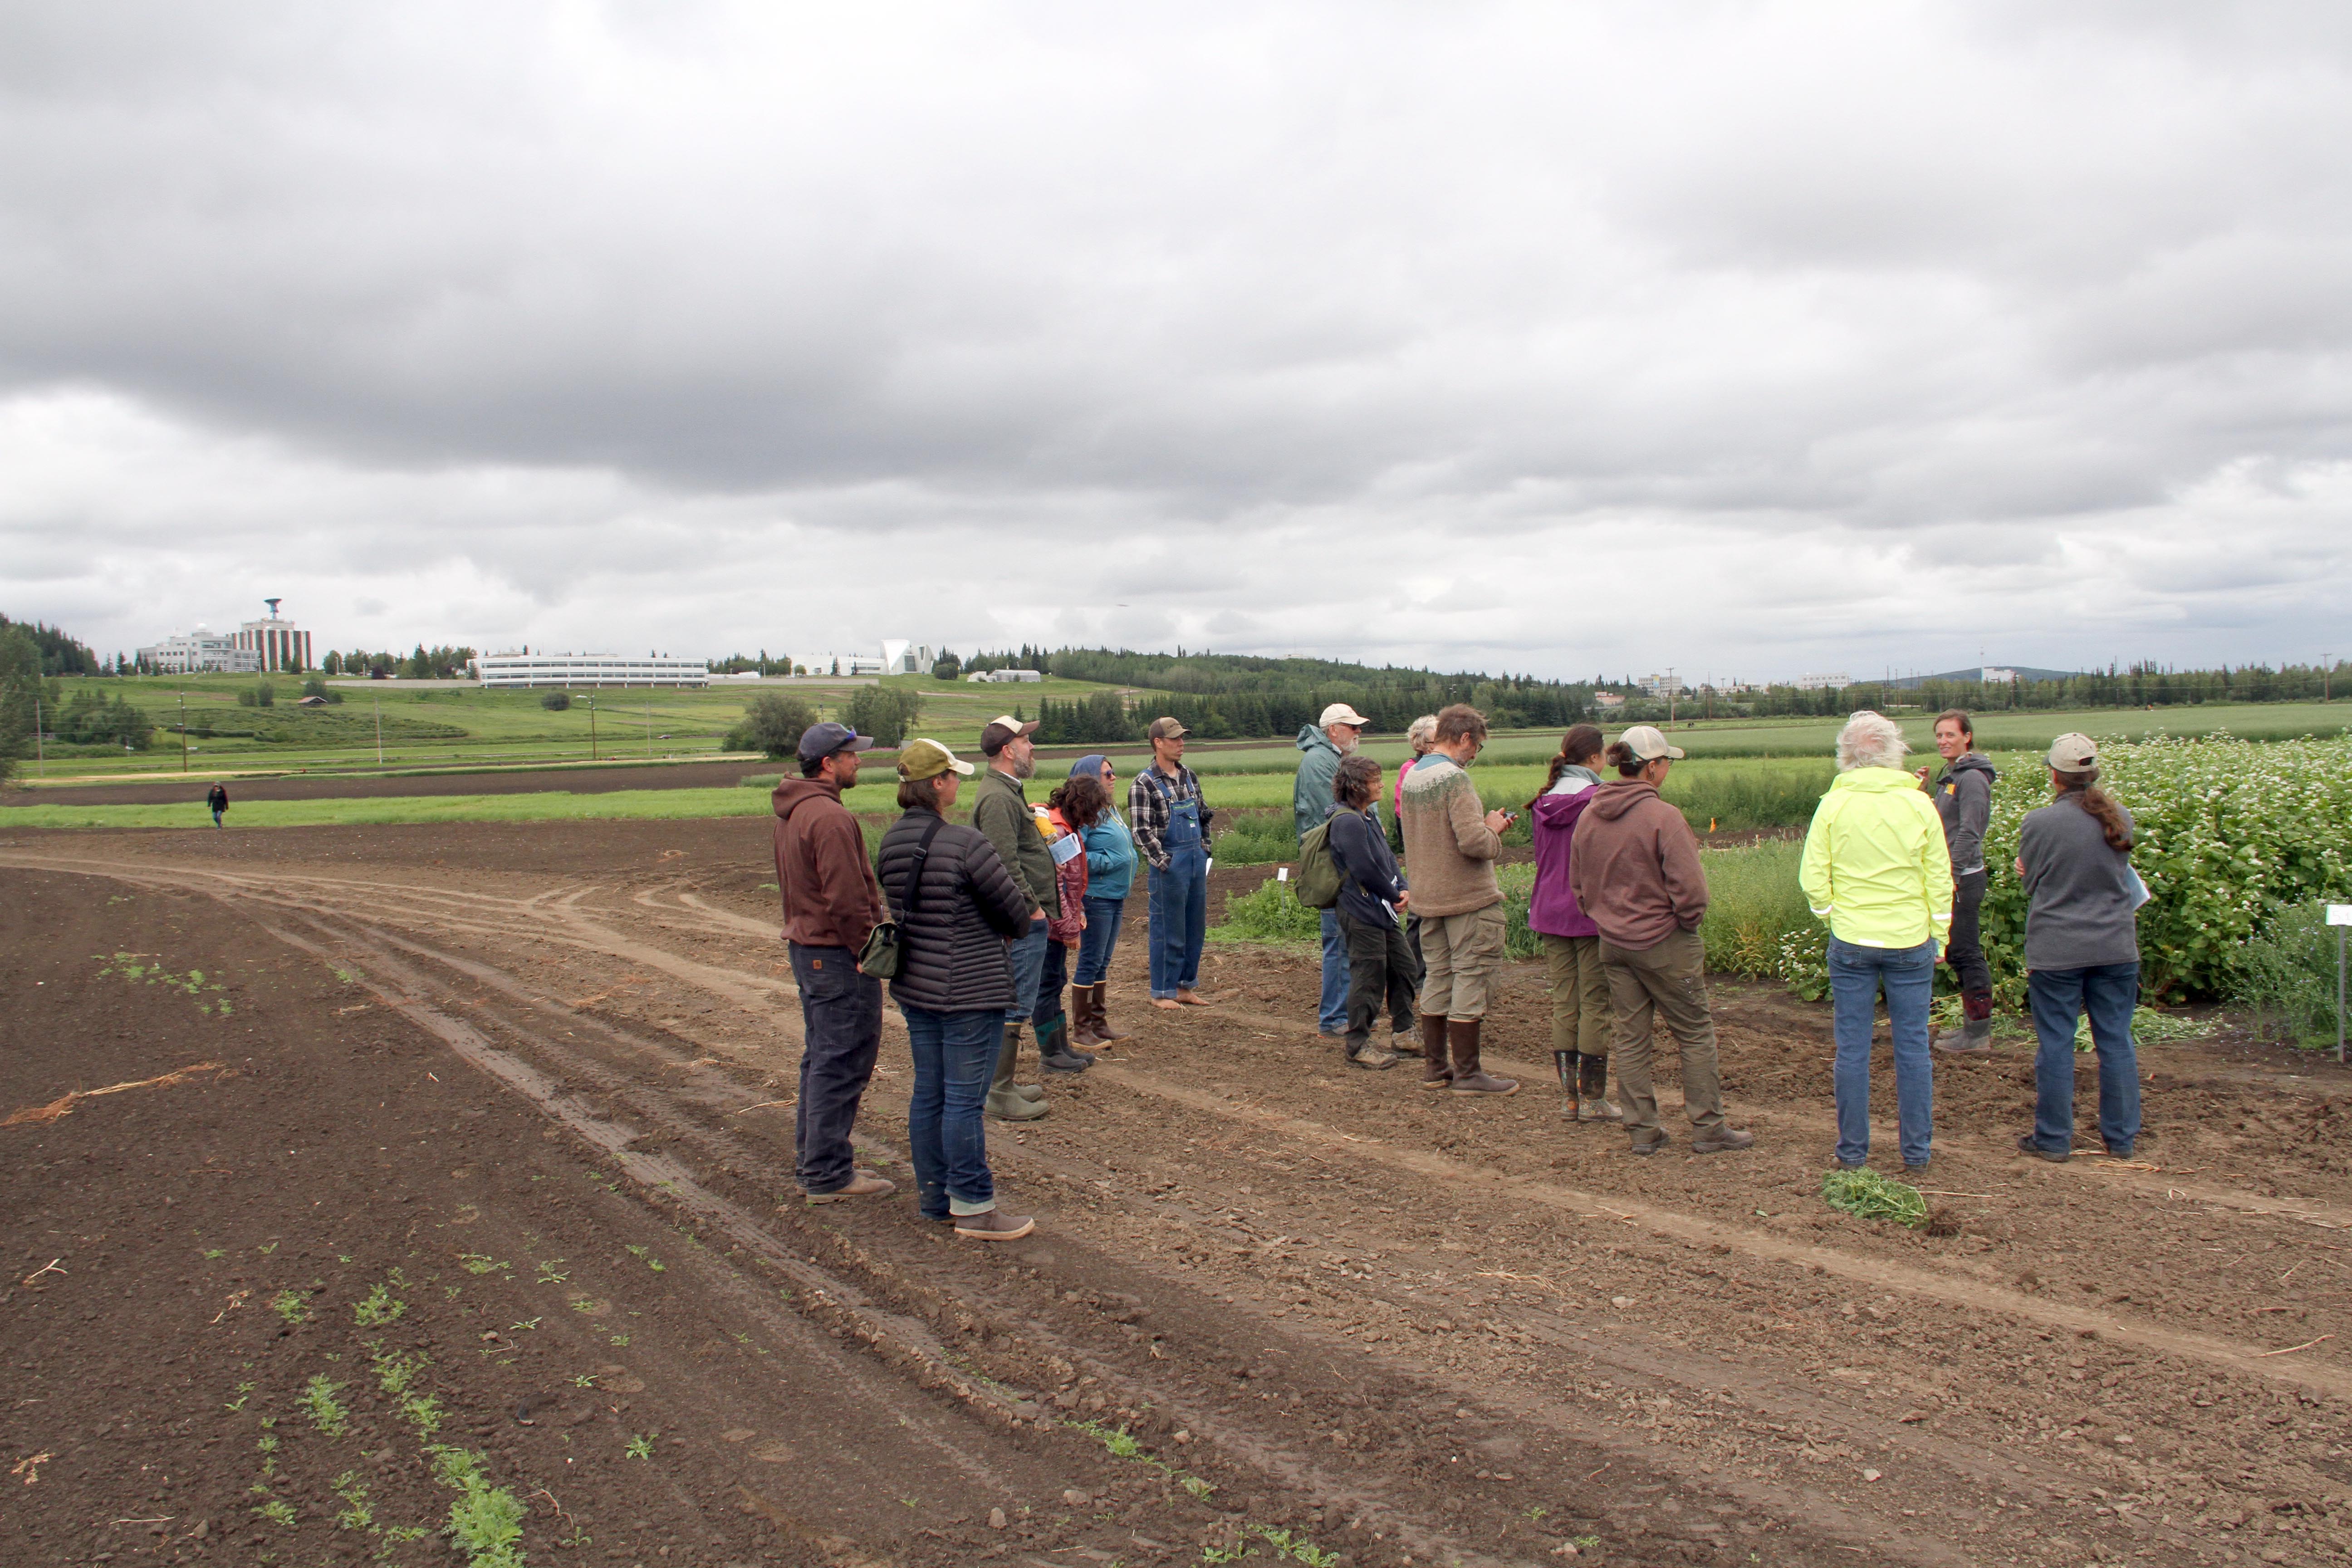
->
[2, 1, 2349, 680]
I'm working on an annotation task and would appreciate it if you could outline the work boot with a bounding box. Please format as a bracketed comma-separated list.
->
[1576, 1054, 1621, 1122]
[1071, 985, 1107, 1049]
[953, 1207, 1036, 1241]
[1690, 1126, 1756, 1154]
[1446, 1020, 1519, 1096]
[1092, 984, 1133, 1042]
[1417, 1014, 1453, 1089]
[1346, 1034, 1400, 1070]
[804, 1170, 897, 1205]
[1036, 1014, 1094, 1074]
[986, 1024, 1049, 1121]
[1553, 1051, 1578, 1118]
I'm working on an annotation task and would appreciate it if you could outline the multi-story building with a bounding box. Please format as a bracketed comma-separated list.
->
[1792, 672, 1851, 691]
[471, 652, 709, 689]
[1641, 672, 1685, 700]
[234, 599, 313, 673]
[137, 630, 260, 675]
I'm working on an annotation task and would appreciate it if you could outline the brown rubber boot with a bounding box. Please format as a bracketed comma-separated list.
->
[1447, 1019, 1519, 1095]
[1093, 984, 1133, 1041]
[1417, 1014, 1453, 1089]
[1553, 1051, 1578, 1117]
[1071, 984, 1108, 1049]
[1576, 1054, 1621, 1122]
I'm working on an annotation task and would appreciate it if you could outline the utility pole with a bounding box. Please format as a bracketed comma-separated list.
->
[645, 691, 653, 758]
[374, 695, 384, 766]
[1667, 666, 1676, 726]
[33, 695, 44, 777]
[588, 697, 598, 762]
[178, 691, 189, 773]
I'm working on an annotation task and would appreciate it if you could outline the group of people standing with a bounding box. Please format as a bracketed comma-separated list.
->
[772, 696, 2149, 1244]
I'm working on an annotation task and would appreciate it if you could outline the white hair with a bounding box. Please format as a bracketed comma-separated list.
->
[1405, 713, 1439, 755]
[1837, 710, 1908, 772]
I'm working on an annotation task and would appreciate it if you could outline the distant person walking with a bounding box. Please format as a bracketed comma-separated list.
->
[1067, 754, 1137, 1045]
[971, 714, 1083, 1123]
[1570, 726, 1754, 1156]
[1038, 770, 1112, 1054]
[1296, 702, 1370, 1040]
[1130, 717, 1212, 1009]
[1919, 709, 1998, 1054]
[876, 740, 1037, 1240]
[2014, 734, 2145, 1162]
[206, 782, 228, 828]
[771, 720, 894, 1205]
[1528, 725, 1617, 1121]
[1399, 704, 1517, 1094]
[1327, 753, 1419, 1069]
[1801, 711, 1953, 1173]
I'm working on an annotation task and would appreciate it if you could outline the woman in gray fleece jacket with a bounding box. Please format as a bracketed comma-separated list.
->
[2013, 732, 2142, 1162]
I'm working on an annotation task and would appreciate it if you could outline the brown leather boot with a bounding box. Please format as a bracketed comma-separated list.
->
[1447, 1019, 1518, 1095]
[1417, 1014, 1452, 1089]
[1093, 984, 1133, 1041]
[1071, 984, 1108, 1049]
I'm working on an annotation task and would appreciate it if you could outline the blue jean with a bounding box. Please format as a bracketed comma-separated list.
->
[1318, 909, 1348, 1034]
[786, 943, 885, 1194]
[1073, 895, 1126, 986]
[898, 1002, 999, 1218]
[1147, 850, 1208, 998]
[1003, 923, 1050, 1024]
[1828, 936, 1937, 1167]
[2027, 963, 2143, 1156]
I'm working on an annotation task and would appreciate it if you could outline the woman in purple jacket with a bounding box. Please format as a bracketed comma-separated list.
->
[1529, 725, 1617, 1121]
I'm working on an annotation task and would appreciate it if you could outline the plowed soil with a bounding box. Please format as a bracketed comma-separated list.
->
[3, 816, 2350, 1568]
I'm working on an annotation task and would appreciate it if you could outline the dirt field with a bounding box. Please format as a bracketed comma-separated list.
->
[3, 818, 2350, 1568]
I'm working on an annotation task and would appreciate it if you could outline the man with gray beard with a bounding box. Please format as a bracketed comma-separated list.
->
[972, 715, 1087, 1118]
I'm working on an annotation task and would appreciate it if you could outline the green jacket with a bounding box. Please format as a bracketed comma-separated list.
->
[1799, 767, 1953, 951]
[1292, 724, 1344, 843]
[971, 766, 1062, 919]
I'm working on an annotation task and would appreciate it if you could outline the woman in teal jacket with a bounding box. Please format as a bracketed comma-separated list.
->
[1068, 755, 1137, 1044]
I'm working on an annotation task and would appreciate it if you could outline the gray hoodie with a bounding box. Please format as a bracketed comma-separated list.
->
[1928, 752, 1998, 875]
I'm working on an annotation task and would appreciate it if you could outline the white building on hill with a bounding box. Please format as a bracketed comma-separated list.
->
[234, 599, 313, 672]
[137, 629, 259, 675]
[472, 652, 709, 689]
[1792, 672, 1851, 691]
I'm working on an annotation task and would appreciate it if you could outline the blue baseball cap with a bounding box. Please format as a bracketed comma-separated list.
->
[796, 721, 875, 764]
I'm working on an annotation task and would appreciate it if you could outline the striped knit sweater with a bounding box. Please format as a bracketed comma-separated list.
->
[1397, 755, 1502, 916]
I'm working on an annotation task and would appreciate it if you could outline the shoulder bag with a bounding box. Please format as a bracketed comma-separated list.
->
[858, 816, 946, 978]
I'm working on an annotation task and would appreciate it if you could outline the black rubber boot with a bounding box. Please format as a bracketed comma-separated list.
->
[1553, 1051, 1578, 1117]
[1576, 1054, 1621, 1122]
[1036, 1014, 1094, 1074]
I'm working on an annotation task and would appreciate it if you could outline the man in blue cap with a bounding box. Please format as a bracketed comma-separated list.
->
[772, 720, 895, 1205]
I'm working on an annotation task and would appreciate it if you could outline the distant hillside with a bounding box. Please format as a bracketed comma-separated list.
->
[1889, 665, 2081, 690]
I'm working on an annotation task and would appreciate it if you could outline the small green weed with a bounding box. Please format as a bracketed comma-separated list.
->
[624, 1432, 655, 1460]
[300, 1375, 351, 1437]
[427, 1445, 528, 1568]
[535, 1259, 568, 1284]
[252, 1499, 297, 1528]
[332, 1471, 374, 1531]
[571, 1297, 598, 1313]
[201, 1248, 227, 1260]
[571, 1373, 597, 1388]
[457, 1252, 507, 1275]
[1819, 1166, 1929, 1229]
[225, 1381, 255, 1412]
[94, 951, 233, 1014]
[270, 1289, 310, 1325]
[624, 1244, 665, 1271]
[354, 1281, 407, 1327]
[608, 1333, 630, 1347]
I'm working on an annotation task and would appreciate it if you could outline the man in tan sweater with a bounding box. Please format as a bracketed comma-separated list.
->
[1398, 704, 1518, 1094]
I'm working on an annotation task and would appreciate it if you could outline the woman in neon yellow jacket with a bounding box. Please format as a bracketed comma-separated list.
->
[1799, 712, 1954, 1173]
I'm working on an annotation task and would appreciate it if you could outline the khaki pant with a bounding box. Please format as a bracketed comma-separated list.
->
[1417, 903, 1507, 1021]
[1598, 928, 1726, 1145]
[1541, 932, 1610, 1058]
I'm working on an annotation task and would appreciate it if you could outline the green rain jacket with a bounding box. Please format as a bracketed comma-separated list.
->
[1292, 724, 1345, 843]
[1799, 767, 1954, 952]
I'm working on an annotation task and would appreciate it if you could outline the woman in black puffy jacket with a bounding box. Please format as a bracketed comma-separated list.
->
[874, 740, 1038, 1240]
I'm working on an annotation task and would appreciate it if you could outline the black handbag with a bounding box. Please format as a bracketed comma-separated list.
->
[857, 816, 944, 978]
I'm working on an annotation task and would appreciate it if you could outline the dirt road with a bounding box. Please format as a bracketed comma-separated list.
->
[3, 818, 2348, 1567]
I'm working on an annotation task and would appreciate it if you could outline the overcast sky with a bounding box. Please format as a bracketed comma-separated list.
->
[5, 2, 2351, 683]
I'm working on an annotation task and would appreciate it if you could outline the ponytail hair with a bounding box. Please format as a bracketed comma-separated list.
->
[1604, 740, 1645, 779]
[2055, 768, 2133, 851]
[1529, 723, 1607, 810]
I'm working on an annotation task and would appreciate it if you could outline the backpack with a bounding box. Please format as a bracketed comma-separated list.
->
[1295, 818, 1343, 910]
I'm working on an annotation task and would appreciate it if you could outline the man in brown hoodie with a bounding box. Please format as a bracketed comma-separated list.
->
[773, 721, 897, 1203]
[1568, 725, 1754, 1156]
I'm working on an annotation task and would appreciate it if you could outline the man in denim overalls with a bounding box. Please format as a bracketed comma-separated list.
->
[1128, 716, 1212, 1009]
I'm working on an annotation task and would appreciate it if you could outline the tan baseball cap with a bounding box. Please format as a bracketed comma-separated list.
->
[1319, 702, 1369, 729]
[980, 714, 1040, 755]
[2047, 733, 2097, 774]
[1619, 725, 1686, 762]
[1147, 715, 1190, 740]
[898, 739, 975, 780]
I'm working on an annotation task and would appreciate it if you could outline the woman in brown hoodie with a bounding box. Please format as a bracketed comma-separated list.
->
[1568, 726, 1755, 1156]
